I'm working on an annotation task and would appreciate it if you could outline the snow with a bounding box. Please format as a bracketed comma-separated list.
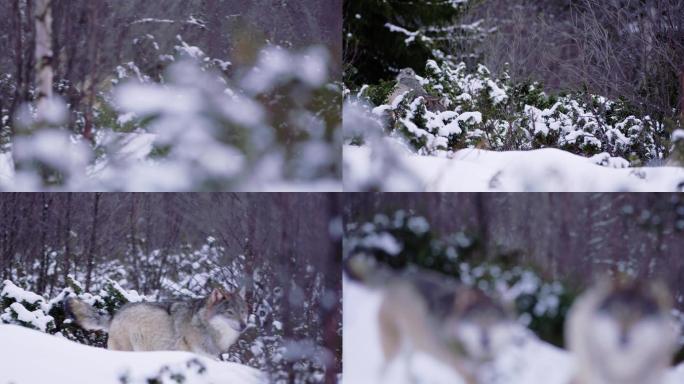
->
[385, 23, 421, 44]
[0, 152, 13, 181]
[1, 280, 45, 306]
[673, 129, 684, 142]
[115, 132, 156, 161]
[343, 279, 684, 384]
[117, 112, 136, 125]
[359, 232, 402, 255]
[176, 35, 206, 60]
[4, 303, 53, 332]
[344, 144, 684, 191]
[486, 80, 507, 104]
[0, 325, 265, 384]
[131, 18, 176, 24]
[36, 97, 68, 125]
[457, 111, 483, 124]
[241, 46, 329, 94]
[115, 83, 202, 116]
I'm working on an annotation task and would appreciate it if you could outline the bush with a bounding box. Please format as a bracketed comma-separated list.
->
[0, 277, 137, 347]
[353, 58, 668, 165]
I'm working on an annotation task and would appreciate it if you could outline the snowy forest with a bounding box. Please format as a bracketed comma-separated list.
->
[343, 0, 684, 191]
[0, 0, 342, 191]
[343, 193, 684, 383]
[0, 193, 342, 383]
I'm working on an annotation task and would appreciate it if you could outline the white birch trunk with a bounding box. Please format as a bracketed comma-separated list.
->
[34, 0, 53, 122]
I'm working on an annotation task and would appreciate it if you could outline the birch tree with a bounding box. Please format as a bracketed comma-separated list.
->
[34, 0, 53, 121]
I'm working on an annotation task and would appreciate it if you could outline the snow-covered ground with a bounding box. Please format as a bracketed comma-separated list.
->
[0, 152, 12, 182]
[344, 144, 684, 191]
[0, 324, 264, 384]
[343, 278, 684, 384]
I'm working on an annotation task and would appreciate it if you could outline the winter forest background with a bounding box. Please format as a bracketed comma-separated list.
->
[0, 193, 342, 383]
[0, 0, 342, 191]
[344, 193, 684, 362]
[344, 0, 684, 191]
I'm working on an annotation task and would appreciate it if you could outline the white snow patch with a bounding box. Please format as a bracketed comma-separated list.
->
[4, 303, 53, 332]
[0, 152, 13, 181]
[344, 145, 684, 192]
[1, 280, 45, 305]
[0, 325, 265, 384]
[343, 278, 684, 384]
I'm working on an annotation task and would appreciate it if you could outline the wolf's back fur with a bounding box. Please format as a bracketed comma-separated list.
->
[107, 302, 178, 351]
[66, 288, 248, 359]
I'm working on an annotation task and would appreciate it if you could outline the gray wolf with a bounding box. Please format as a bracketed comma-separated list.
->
[345, 254, 517, 383]
[386, 67, 444, 112]
[66, 287, 249, 359]
[565, 279, 678, 384]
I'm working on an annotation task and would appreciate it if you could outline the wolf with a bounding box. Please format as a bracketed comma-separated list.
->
[386, 68, 445, 112]
[66, 287, 249, 359]
[566, 279, 678, 384]
[345, 254, 516, 383]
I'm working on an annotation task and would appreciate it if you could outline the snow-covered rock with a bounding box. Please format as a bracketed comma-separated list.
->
[0, 324, 264, 384]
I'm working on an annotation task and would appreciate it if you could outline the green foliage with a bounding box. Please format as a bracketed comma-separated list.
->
[100, 279, 132, 314]
[344, 0, 480, 87]
[95, 100, 138, 134]
[365, 80, 396, 107]
[0, 280, 56, 333]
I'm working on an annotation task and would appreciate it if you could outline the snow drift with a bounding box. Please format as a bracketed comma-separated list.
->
[0, 324, 264, 384]
[343, 279, 684, 384]
[344, 144, 684, 191]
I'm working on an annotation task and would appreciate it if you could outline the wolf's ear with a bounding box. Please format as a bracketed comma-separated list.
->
[208, 288, 225, 307]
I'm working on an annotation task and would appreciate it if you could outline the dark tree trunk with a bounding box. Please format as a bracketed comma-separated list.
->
[82, 1, 101, 142]
[679, 68, 684, 122]
[62, 192, 72, 285]
[85, 192, 100, 291]
[9, 0, 24, 133]
[323, 194, 342, 384]
[129, 195, 140, 291]
[37, 194, 50, 294]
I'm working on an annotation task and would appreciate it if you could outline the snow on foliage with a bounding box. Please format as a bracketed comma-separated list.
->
[351, 59, 666, 166]
[0, 236, 330, 383]
[1, 37, 340, 191]
[1, 281, 54, 332]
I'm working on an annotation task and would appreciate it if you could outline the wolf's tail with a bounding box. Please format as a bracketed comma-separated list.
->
[64, 298, 111, 332]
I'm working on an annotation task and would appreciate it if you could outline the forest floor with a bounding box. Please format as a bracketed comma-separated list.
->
[344, 143, 684, 192]
[0, 324, 264, 384]
[343, 279, 684, 384]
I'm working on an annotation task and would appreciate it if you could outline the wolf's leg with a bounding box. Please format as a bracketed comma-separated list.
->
[107, 337, 120, 350]
[401, 347, 418, 384]
[378, 300, 401, 361]
[399, 307, 476, 384]
[378, 299, 401, 382]
[107, 335, 129, 350]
